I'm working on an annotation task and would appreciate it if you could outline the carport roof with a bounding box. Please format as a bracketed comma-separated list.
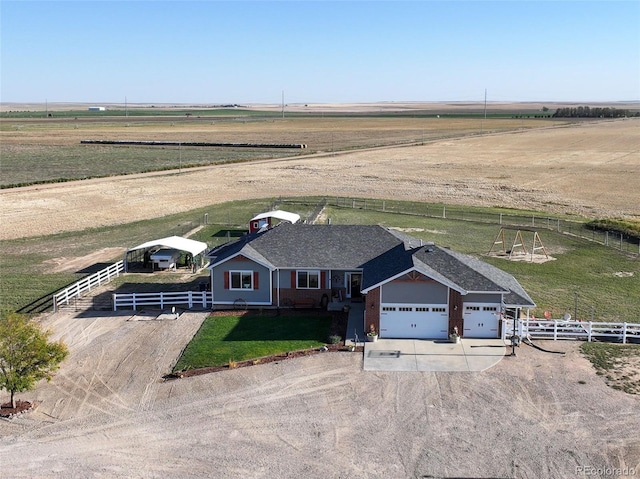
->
[126, 236, 208, 256]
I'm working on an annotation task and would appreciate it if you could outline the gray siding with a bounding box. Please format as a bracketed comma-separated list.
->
[382, 280, 448, 304]
[463, 293, 502, 303]
[212, 259, 271, 304]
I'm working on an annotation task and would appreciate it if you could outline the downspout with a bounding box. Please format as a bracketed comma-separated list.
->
[276, 268, 280, 308]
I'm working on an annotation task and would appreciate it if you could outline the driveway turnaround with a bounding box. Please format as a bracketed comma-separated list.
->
[363, 338, 508, 372]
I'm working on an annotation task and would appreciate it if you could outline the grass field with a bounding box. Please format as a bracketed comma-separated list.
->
[1, 197, 638, 324]
[173, 313, 332, 371]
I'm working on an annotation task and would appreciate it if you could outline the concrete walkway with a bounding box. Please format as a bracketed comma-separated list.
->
[344, 302, 365, 346]
[363, 338, 508, 372]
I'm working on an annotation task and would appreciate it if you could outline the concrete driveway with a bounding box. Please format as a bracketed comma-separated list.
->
[363, 338, 508, 372]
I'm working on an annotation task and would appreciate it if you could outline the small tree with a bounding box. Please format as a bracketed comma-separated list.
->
[0, 313, 68, 409]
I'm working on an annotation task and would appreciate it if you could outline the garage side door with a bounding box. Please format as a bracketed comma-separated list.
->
[380, 304, 448, 339]
[463, 303, 500, 338]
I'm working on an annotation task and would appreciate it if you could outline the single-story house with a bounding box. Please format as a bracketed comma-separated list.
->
[206, 223, 535, 339]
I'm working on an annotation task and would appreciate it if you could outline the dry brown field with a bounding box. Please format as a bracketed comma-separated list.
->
[0, 116, 638, 241]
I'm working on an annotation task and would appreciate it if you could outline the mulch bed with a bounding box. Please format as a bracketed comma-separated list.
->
[164, 308, 362, 380]
[0, 400, 33, 418]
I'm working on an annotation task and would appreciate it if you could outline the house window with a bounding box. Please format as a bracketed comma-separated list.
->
[297, 270, 320, 289]
[230, 271, 254, 290]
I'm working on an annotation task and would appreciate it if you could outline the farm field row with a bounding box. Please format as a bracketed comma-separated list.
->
[1, 116, 557, 187]
[0, 118, 637, 242]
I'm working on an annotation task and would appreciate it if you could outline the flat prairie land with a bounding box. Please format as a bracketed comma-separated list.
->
[0, 117, 638, 240]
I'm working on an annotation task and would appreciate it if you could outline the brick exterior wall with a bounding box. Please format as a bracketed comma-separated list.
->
[364, 286, 381, 336]
[448, 289, 464, 337]
[278, 288, 331, 308]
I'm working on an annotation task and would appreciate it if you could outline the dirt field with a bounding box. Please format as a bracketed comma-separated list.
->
[0, 309, 638, 478]
[1, 118, 638, 241]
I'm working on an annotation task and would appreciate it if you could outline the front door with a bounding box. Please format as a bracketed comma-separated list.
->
[346, 273, 362, 299]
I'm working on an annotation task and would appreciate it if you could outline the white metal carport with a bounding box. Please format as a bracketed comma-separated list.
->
[124, 236, 208, 272]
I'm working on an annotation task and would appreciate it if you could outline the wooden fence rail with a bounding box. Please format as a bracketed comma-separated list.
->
[502, 319, 640, 344]
[53, 261, 124, 312]
[113, 291, 213, 311]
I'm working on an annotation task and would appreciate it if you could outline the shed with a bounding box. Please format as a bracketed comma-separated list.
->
[124, 236, 208, 272]
[249, 210, 301, 233]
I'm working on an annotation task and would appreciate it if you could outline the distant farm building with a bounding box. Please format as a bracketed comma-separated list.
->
[88, 106, 106, 111]
[249, 210, 301, 233]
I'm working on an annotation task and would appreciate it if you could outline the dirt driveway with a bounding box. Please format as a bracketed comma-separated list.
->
[1, 309, 638, 479]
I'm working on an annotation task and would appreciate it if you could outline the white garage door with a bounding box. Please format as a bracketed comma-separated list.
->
[380, 304, 449, 339]
[463, 303, 500, 338]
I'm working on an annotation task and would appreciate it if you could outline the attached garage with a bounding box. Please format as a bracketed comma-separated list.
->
[463, 303, 500, 338]
[379, 303, 449, 339]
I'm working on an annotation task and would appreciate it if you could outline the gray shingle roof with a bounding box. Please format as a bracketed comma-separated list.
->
[207, 223, 535, 306]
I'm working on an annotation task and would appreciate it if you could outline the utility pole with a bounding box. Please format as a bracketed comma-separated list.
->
[281, 90, 285, 119]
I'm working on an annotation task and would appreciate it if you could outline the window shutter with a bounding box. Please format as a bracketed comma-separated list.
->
[224, 271, 229, 289]
[291, 271, 297, 289]
[321, 271, 326, 288]
[253, 271, 259, 289]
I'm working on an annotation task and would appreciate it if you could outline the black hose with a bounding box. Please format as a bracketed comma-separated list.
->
[523, 338, 566, 355]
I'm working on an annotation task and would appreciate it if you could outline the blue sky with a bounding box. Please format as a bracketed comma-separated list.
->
[1, 1, 638, 103]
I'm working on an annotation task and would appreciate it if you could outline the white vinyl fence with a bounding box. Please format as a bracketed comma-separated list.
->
[113, 291, 213, 311]
[53, 261, 124, 312]
[503, 318, 640, 344]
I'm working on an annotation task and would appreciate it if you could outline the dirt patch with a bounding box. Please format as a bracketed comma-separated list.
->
[614, 271, 635, 278]
[487, 252, 557, 263]
[42, 247, 125, 273]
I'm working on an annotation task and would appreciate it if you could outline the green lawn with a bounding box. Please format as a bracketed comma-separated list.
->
[173, 314, 332, 371]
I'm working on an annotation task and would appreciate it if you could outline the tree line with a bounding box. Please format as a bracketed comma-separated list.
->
[553, 106, 639, 118]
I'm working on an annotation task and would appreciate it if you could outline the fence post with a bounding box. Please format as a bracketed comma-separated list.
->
[132, 294, 137, 311]
[557, 219, 560, 232]
[587, 322, 592, 342]
[553, 320, 558, 340]
[443, 206, 446, 218]
[113, 293, 117, 311]
[622, 323, 627, 344]
[499, 213, 502, 225]
[188, 292, 193, 309]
